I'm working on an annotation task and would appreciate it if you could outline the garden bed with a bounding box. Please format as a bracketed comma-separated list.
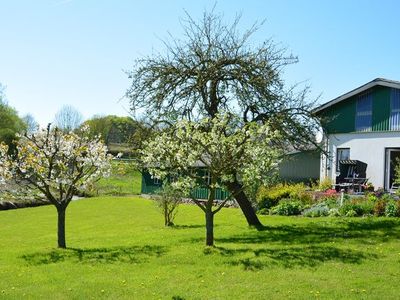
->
[256, 183, 400, 218]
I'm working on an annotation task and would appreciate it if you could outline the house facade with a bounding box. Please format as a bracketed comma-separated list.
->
[316, 78, 400, 190]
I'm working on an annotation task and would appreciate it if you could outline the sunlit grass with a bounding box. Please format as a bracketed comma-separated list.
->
[1, 196, 400, 299]
[90, 161, 141, 196]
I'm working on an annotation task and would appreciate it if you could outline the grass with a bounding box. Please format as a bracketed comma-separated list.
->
[1, 197, 400, 299]
[89, 160, 141, 196]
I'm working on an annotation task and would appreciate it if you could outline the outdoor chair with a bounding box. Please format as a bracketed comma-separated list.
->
[390, 183, 399, 194]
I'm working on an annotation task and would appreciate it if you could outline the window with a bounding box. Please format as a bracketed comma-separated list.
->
[153, 177, 160, 185]
[390, 88, 400, 130]
[336, 148, 350, 172]
[355, 92, 372, 131]
[204, 170, 211, 185]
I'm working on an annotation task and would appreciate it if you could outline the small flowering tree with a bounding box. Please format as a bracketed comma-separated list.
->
[2, 126, 112, 248]
[142, 114, 282, 246]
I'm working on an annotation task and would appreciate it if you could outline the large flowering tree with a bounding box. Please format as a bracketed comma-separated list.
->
[142, 114, 282, 246]
[1, 126, 112, 248]
[127, 10, 321, 227]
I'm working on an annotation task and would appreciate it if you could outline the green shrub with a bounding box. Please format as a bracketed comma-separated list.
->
[256, 183, 311, 209]
[257, 208, 269, 215]
[318, 177, 333, 192]
[320, 196, 339, 208]
[270, 199, 303, 216]
[357, 198, 375, 215]
[303, 203, 329, 217]
[373, 199, 388, 216]
[345, 209, 357, 217]
[366, 193, 378, 202]
[152, 184, 184, 226]
[339, 197, 374, 217]
[256, 185, 281, 209]
[328, 208, 341, 217]
[385, 200, 400, 217]
[381, 193, 395, 201]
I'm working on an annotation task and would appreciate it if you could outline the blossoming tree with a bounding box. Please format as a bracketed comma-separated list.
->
[1, 126, 112, 248]
[0, 144, 11, 185]
[127, 10, 321, 227]
[142, 114, 281, 246]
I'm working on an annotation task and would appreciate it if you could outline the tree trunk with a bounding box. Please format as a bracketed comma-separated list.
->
[205, 210, 214, 246]
[226, 179, 263, 228]
[164, 202, 168, 226]
[57, 206, 67, 248]
[205, 182, 216, 246]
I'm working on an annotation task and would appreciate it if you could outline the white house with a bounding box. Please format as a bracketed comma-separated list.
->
[316, 78, 400, 190]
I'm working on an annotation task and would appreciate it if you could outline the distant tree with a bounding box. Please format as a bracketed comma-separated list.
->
[126, 9, 320, 227]
[1, 126, 112, 248]
[106, 116, 138, 144]
[82, 115, 113, 142]
[22, 114, 39, 134]
[54, 105, 83, 132]
[0, 84, 26, 149]
[82, 115, 153, 156]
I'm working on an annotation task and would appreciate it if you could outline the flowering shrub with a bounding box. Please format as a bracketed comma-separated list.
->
[324, 189, 338, 195]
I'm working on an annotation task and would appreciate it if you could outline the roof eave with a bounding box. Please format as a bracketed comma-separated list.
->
[314, 78, 400, 114]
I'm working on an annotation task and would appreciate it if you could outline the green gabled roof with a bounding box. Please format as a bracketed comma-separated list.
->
[314, 78, 400, 114]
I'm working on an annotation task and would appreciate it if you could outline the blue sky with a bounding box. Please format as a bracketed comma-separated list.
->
[1, 0, 400, 126]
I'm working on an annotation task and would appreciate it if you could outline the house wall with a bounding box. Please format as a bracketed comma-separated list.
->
[320, 86, 392, 134]
[279, 151, 320, 182]
[320, 131, 400, 189]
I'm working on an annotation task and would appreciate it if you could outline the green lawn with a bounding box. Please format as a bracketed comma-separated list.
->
[89, 161, 141, 196]
[1, 196, 400, 299]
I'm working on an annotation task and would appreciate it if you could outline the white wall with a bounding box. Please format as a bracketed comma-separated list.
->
[320, 131, 400, 189]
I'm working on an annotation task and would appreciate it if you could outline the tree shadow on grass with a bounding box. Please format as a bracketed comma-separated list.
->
[213, 245, 378, 270]
[171, 224, 204, 230]
[214, 219, 400, 246]
[21, 245, 167, 266]
[195, 218, 396, 270]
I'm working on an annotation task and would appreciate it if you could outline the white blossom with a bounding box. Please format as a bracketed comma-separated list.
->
[0, 144, 12, 184]
[2, 127, 112, 204]
[141, 113, 282, 193]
